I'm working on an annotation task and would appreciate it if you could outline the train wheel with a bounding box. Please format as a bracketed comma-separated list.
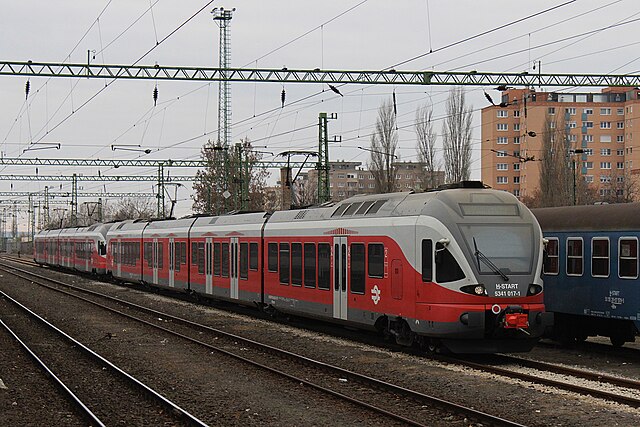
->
[610, 334, 626, 348]
[575, 332, 588, 343]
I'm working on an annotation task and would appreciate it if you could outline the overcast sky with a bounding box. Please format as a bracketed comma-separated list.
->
[1, 0, 638, 227]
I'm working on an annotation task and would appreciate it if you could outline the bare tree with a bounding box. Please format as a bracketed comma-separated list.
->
[104, 197, 156, 221]
[193, 138, 269, 214]
[537, 116, 573, 207]
[368, 98, 398, 193]
[415, 104, 440, 189]
[442, 87, 472, 183]
[602, 167, 640, 203]
[293, 175, 317, 207]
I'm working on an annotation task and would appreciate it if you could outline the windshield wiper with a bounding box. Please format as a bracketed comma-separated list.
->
[473, 237, 510, 281]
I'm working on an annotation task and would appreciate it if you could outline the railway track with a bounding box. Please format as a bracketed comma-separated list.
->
[0, 289, 208, 426]
[0, 259, 524, 427]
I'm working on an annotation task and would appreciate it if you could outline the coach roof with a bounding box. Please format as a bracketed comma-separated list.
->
[533, 203, 640, 232]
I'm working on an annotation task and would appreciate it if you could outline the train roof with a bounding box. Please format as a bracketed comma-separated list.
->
[269, 185, 524, 224]
[533, 203, 640, 232]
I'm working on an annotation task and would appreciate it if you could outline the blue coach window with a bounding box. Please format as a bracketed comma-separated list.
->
[619, 238, 638, 279]
[566, 238, 583, 276]
[543, 238, 559, 275]
[591, 238, 609, 278]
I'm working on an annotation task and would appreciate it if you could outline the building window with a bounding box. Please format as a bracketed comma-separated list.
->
[550, 122, 556, 129]
[566, 107, 576, 115]
[513, 176, 520, 184]
[513, 189, 520, 197]
[583, 148, 593, 156]
[513, 163, 520, 171]
[496, 176, 508, 184]
[583, 121, 593, 128]
[337, 174, 345, 179]
[584, 175, 594, 183]
[497, 136, 508, 144]
[513, 136, 520, 144]
[513, 123, 520, 131]
[600, 108, 611, 115]
[600, 148, 611, 156]
[497, 123, 508, 131]
[568, 134, 577, 142]
[617, 149, 624, 156]
[600, 121, 611, 129]
[543, 238, 559, 275]
[497, 110, 508, 117]
[617, 162, 624, 169]
[619, 238, 638, 279]
[496, 150, 508, 157]
[567, 121, 577, 128]
[617, 122, 625, 129]
[513, 110, 521, 117]
[583, 161, 593, 169]
[592, 238, 609, 277]
[566, 238, 583, 276]
[497, 163, 508, 170]
[548, 107, 555, 114]
[600, 162, 611, 169]
[617, 108, 624, 115]
[617, 135, 625, 142]
[600, 135, 611, 143]
[600, 175, 611, 183]
[584, 108, 593, 115]
[583, 135, 593, 143]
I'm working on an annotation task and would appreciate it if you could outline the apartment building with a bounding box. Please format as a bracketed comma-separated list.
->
[481, 86, 640, 202]
[306, 161, 445, 202]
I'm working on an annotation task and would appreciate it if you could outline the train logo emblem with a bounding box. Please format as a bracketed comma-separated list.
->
[371, 285, 381, 305]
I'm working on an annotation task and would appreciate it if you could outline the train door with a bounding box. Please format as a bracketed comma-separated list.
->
[152, 238, 159, 284]
[205, 238, 213, 294]
[230, 237, 239, 299]
[168, 238, 175, 287]
[333, 236, 348, 320]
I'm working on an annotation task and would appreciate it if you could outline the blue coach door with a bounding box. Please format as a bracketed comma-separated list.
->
[333, 236, 348, 320]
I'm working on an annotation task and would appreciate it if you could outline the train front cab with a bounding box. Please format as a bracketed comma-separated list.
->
[411, 190, 552, 353]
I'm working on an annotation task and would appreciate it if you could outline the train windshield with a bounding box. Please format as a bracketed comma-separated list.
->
[458, 224, 534, 275]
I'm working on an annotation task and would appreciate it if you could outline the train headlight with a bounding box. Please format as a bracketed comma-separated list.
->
[460, 284, 487, 296]
[527, 284, 543, 296]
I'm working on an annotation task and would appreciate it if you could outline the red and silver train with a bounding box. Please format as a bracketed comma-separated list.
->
[34, 182, 552, 353]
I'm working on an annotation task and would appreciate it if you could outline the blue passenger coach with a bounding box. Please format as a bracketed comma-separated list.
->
[533, 203, 640, 347]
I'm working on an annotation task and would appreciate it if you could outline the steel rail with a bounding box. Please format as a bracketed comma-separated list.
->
[0, 289, 209, 427]
[0, 261, 524, 427]
[0, 318, 106, 427]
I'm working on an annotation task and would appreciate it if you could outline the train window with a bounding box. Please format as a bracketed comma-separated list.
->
[354, 201, 375, 215]
[279, 243, 290, 284]
[144, 242, 153, 268]
[240, 242, 249, 280]
[268, 243, 278, 272]
[157, 242, 164, 269]
[304, 243, 316, 288]
[368, 244, 384, 278]
[174, 242, 181, 272]
[331, 204, 349, 217]
[291, 243, 302, 286]
[619, 238, 638, 279]
[342, 202, 362, 216]
[543, 238, 559, 275]
[422, 239, 433, 282]
[249, 243, 258, 271]
[350, 243, 365, 294]
[191, 242, 198, 266]
[318, 244, 331, 290]
[366, 199, 387, 215]
[180, 242, 187, 265]
[435, 242, 465, 283]
[213, 243, 221, 276]
[221, 243, 230, 278]
[566, 238, 583, 276]
[591, 238, 609, 278]
[197, 243, 205, 274]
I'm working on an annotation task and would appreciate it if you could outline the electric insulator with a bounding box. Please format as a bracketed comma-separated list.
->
[153, 85, 159, 106]
[281, 89, 286, 108]
[25, 80, 30, 99]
